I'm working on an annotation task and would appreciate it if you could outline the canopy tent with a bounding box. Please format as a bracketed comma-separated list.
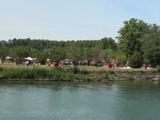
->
[24, 57, 33, 61]
[5, 56, 12, 59]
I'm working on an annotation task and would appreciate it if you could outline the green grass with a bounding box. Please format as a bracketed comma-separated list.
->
[0, 66, 74, 81]
[0, 63, 158, 82]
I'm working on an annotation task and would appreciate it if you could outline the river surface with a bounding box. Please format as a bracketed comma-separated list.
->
[0, 81, 160, 120]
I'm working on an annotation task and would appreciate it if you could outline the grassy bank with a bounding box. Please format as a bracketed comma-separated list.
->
[0, 64, 159, 82]
[0, 67, 74, 81]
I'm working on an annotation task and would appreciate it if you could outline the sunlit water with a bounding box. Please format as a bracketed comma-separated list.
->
[0, 81, 160, 120]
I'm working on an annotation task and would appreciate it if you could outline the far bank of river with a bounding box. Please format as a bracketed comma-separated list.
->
[0, 66, 159, 82]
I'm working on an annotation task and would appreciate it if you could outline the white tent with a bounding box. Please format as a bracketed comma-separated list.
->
[24, 57, 33, 61]
[5, 56, 12, 59]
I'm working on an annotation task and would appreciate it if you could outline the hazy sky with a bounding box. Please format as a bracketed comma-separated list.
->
[0, 0, 160, 40]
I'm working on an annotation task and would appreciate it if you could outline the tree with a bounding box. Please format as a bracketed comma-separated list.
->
[129, 51, 143, 68]
[0, 46, 8, 64]
[89, 48, 100, 61]
[50, 47, 66, 61]
[142, 32, 160, 67]
[66, 46, 84, 61]
[118, 18, 149, 58]
[10, 46, 32, 58]
[100, 37, 117, 50]
[37, 50, 49, 65]
[118, 18, 150, 68]
[83, 48, 93, 60]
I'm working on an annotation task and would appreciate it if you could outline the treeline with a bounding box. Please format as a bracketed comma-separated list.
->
[0, 18, 160, 68]
[0, 38, 119, 65]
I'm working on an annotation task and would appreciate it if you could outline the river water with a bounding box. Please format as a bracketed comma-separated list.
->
[0, 81, 160, 120]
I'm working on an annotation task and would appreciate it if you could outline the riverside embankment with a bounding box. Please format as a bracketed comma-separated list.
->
[0, 65, 159, 82]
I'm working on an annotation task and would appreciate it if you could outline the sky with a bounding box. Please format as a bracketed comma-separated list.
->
[0, 0, 160, 40]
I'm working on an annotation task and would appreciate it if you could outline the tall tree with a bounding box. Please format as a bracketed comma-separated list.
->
[118, 18, 149, 68]
[142, 32, 160, 67]
[118, 18, 149, 57]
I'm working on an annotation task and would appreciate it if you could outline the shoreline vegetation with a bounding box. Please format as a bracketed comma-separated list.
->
[0, 18, 160, 83]
[0, 64, 159, 82]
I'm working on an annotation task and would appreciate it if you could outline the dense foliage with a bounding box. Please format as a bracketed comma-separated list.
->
[0, 38, 118, 64]
[0, 18, 160, 68]
[118, 18, 160, 68]
[128, 51, 143, 68]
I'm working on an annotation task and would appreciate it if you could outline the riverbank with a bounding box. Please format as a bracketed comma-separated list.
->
[76, 68, 160, 82]
[0, 65, 159, 82]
